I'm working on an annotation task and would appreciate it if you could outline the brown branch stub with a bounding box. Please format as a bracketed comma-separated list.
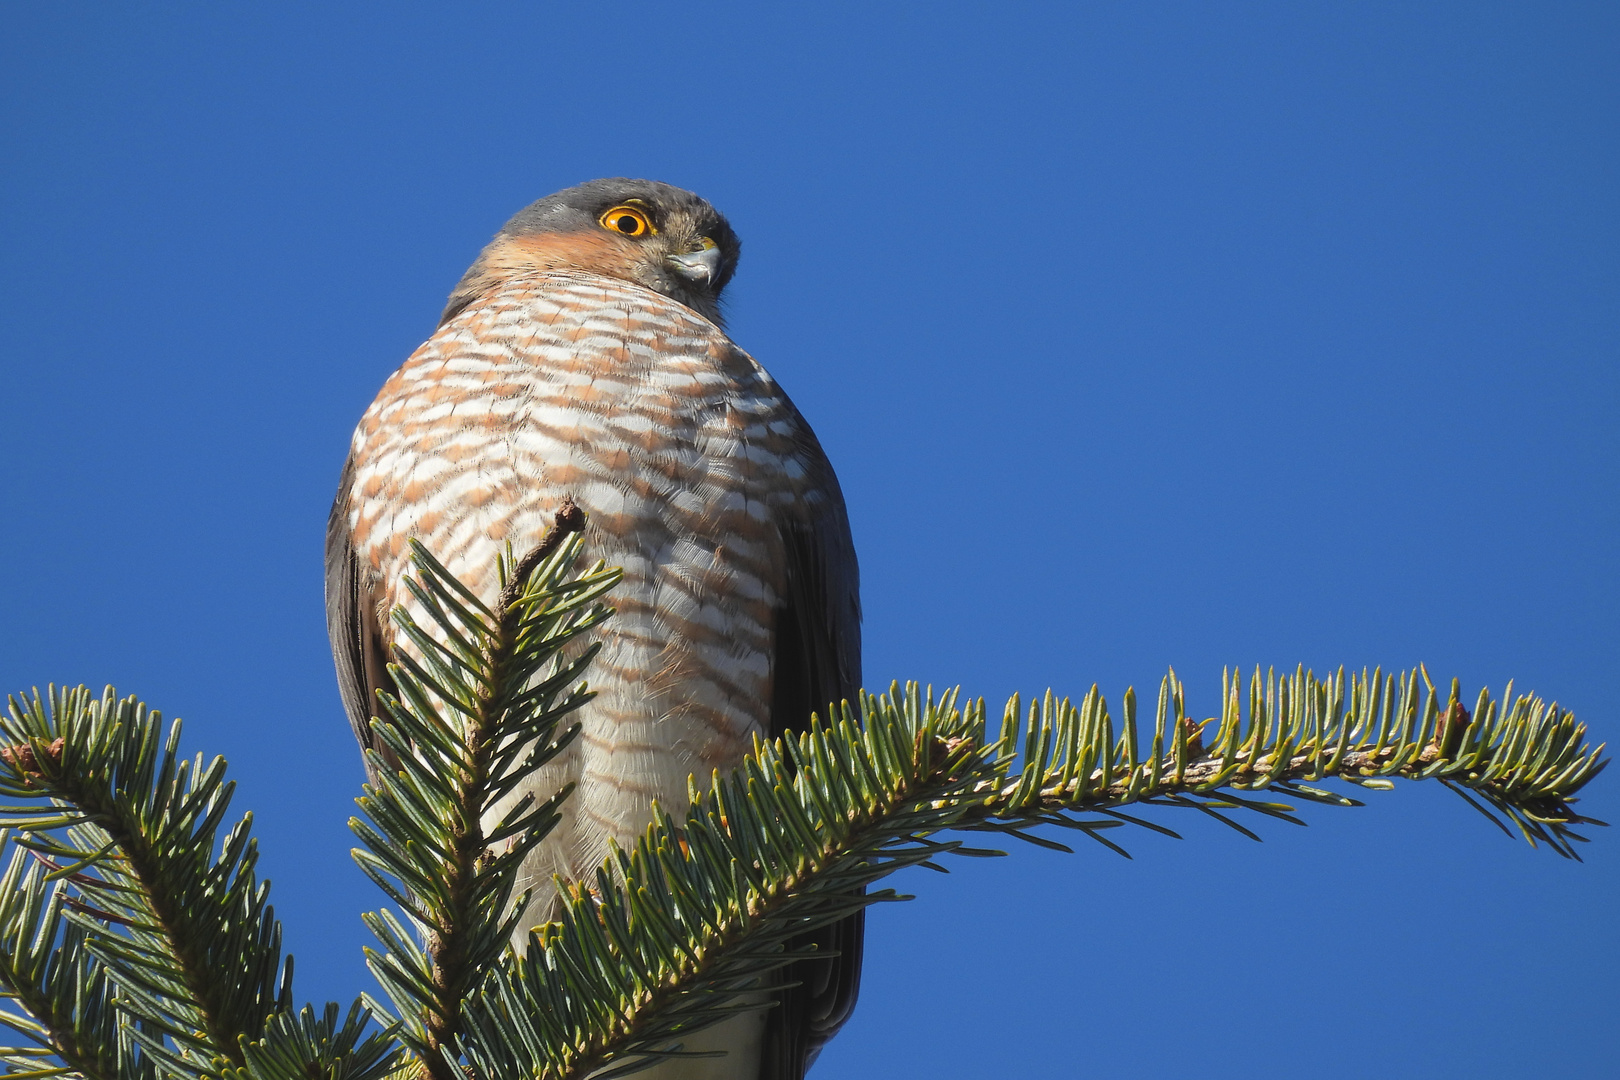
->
[26, 848, 105, 891]
[2, 736, 64, 774]
[1181, 716, 1206, 757]
[498, 496, 585, 615]
[61, 894, 140, 928]
[1, 743, 38, 773]
[1435, 698, 1472, 759]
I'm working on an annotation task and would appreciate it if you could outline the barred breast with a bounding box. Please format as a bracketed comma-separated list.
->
[341, 271, 840, 906]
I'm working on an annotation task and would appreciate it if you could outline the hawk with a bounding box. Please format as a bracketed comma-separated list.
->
[325, 178, 863, 1080]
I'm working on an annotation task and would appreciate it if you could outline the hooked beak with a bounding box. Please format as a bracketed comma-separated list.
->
[667, 238, 722, 287]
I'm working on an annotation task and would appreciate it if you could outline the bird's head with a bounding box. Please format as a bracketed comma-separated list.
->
[442, 178, 741, 327]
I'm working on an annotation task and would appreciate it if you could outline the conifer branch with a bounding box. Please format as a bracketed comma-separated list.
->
[0, 687, 294, 1079]
[0, 690, 400, 1080]
[3, 531, 1600, 1080]
[0, 830, 136, 1080]
[351, 535, 1601, 1080]
[449, 668, 1602, 1080]
[974, 666, 1605, 859]
[459, 690, 986, 1080]
[351, 507, 619, 1080]
[226, 1002, 400, 1080]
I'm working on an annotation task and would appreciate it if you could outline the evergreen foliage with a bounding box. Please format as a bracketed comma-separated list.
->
[0, 522, 1606, 1080]
[352, 515, 621, 1080]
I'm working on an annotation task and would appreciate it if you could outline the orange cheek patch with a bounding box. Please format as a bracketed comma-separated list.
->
[489, 232, 648, 281]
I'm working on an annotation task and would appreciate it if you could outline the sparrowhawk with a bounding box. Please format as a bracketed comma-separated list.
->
[325, 178, 862, 1080]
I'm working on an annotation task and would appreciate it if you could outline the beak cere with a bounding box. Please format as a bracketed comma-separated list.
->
[667, 242, 723, 288]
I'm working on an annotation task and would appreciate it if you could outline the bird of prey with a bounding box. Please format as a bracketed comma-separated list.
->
[325, 178, 863, 1079]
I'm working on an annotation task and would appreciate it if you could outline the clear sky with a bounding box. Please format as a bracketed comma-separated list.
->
[2, 4, 1615, 1077]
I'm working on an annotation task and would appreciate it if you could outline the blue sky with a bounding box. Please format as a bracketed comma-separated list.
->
[2, 3, 1615, 1077]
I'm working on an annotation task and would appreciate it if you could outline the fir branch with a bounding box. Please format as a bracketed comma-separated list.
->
[226, 1002, 401, 1080]
[0, 830, 139, 1080]
[453, 667, 1602, 1080]
[459, 689, 985, 1080]
[0, 685, 295, 1078]
[0, 525, 1588, 1080]
[976, 666, 1605, 858]
[352, 506, 620, 1080]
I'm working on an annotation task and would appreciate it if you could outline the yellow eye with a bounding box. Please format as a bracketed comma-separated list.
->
[599, 205, 654, 237]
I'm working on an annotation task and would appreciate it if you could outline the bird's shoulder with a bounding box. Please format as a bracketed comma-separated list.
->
[448, 270, 733, 359]
[369, 273, 764, 407]
[356, 272, 808, 439]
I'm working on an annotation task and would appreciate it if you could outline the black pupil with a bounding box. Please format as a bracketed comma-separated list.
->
[615, 215, 638, 233]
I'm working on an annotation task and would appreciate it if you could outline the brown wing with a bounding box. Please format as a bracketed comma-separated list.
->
[324, 453, 397, 787]
[760, 484, 864, 1080]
